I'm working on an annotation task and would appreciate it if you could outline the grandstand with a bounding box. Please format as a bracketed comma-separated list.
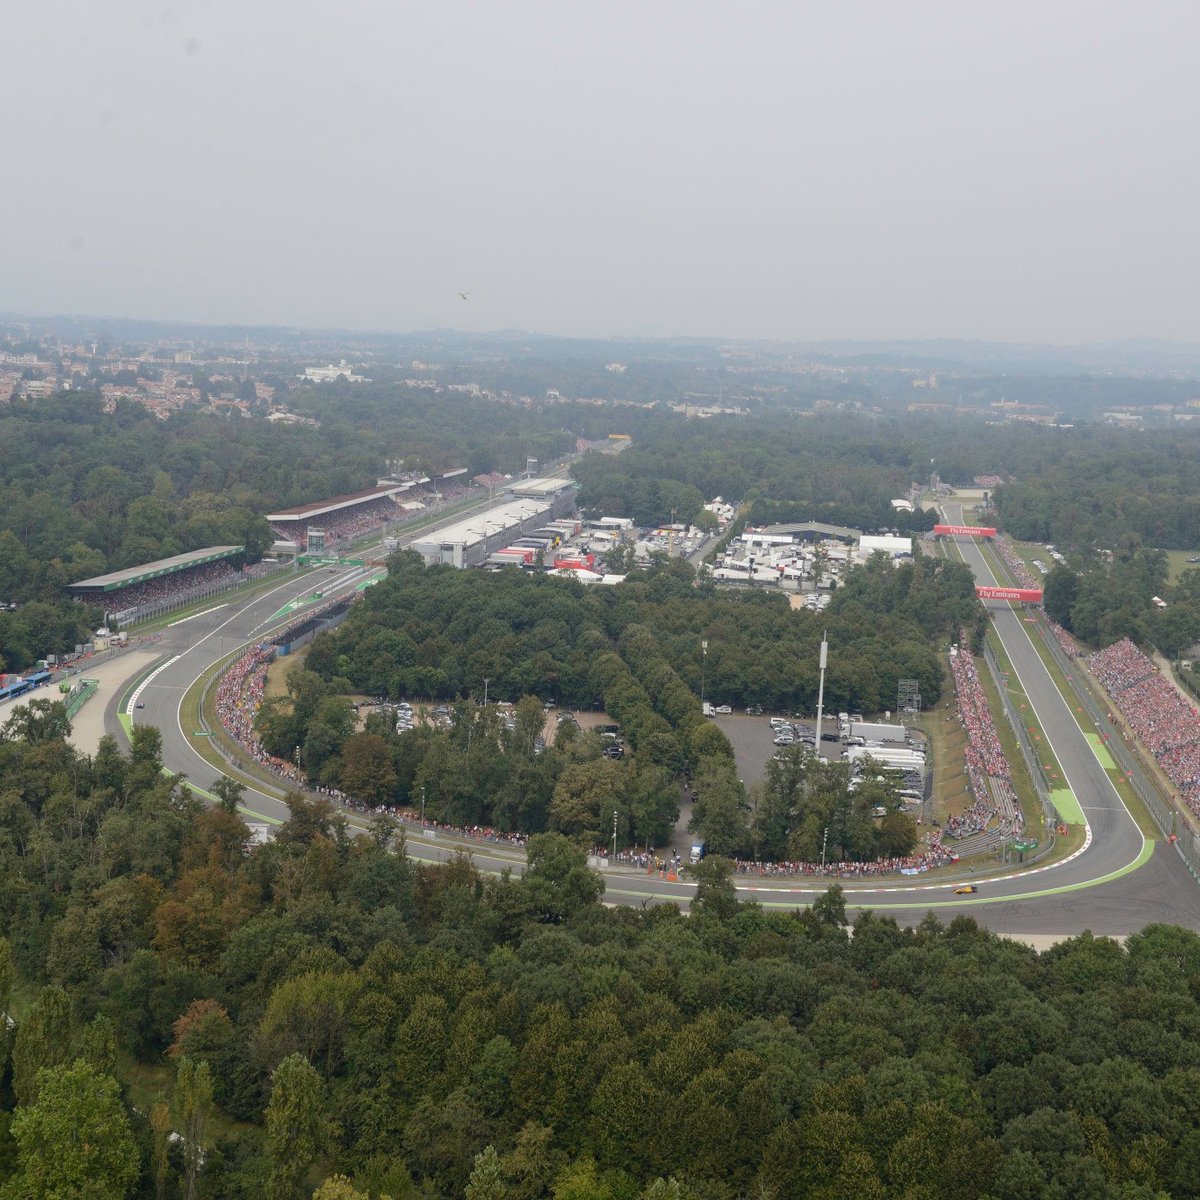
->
[266, 484, 415, 551]
[68, 546, 245, 623]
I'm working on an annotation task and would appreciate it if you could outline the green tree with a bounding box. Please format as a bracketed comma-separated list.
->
[211, 775, 246, 814]
[151, 1100, 172, 1200]
[522, 833, 605, 922]
[77, 1013, 118, 1076]
[12, 985, 72, 1105]
[340, 733, 398, 806]
[4, 1060, 139, 1200]
[0, 936, 10, 1016]
[1043, 565, 1078, 630]
[266, 1053, 329, 1200]
[687, 855, 740, 921]
[466, 1146, 509, 1200]
[1, 697, 72, 744]
[812, 883, 847, 927]
[311, 1177, 372, 1200]
[175, 1055, 214, 1200]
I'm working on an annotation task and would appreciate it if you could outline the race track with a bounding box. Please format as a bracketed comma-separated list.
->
[117, 498, 1200, 935]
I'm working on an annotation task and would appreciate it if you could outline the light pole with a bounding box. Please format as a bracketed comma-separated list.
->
[814, 631, 828, 751]
[612, 809, 619, 860]
[821, 826, 829, 870]
[482, 677, 489, 707]
[420, 784, 426, 828]
[700, 639, 708, 706]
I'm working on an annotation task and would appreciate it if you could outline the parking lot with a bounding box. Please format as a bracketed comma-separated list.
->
[715, 711, 929, 802]
[714, 712, 791, 785]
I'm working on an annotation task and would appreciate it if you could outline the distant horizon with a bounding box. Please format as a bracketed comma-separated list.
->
[6, 307, 1200, 357]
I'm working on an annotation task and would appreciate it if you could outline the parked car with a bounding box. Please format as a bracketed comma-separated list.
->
[715, 704, 732, 714]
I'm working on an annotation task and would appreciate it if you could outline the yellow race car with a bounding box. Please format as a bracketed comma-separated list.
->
[952, 884, 978, 895]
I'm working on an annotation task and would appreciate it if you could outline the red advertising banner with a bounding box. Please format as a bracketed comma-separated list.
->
[976, 586, 1043, 603]
[934, 524, 997, 538]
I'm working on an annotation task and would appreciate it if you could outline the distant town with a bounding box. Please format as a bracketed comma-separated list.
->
[5, 313, 1200, 427]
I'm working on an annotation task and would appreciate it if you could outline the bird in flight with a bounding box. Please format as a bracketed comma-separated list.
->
[458, 291, 469, 300]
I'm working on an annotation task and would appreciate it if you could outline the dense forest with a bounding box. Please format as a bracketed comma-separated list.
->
[3, 716, 1200, 1198]
[569, 414, 1200, 545]
[10, 381, 1200, 671]
[256, 552, 980, 858]
[0, 388, 577, 669]
[1041, 545, 1200, 656]
[995, 435, 1200, 551]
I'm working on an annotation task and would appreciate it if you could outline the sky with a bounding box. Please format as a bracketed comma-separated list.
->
[4, 1, 1200, 344]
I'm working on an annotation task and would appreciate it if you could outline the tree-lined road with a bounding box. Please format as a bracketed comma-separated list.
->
[118, 496, 1200, 934]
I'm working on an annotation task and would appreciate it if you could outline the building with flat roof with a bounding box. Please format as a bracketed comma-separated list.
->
[412, 499, 558, 568]
[762, 521, 863, 542]
[858, 534, 914, 561]
[507, 476, 577, 500]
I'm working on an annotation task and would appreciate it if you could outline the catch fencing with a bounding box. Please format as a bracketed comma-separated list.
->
[980, 639, 1060, 864]
[1035, 620, 1200, 883]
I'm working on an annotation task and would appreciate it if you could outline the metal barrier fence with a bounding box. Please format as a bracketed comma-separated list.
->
[1035, 620, 1200, 883]
[118, 560, 294, 628]
[981, 639, 1061, 844]
[64, 678, 99, 719]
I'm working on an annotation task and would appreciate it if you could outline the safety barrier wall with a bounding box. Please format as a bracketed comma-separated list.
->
[64, 679, 98, 719]
[981, 640, 1061, 846]
[1036, 620, 1200, 883]
[121, 560, 293, 628]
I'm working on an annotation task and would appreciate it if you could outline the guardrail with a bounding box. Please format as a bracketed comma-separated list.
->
[1035, 620, 1200, 883]
[980, 639, 1059, 865]
[63, 678, 99, 719]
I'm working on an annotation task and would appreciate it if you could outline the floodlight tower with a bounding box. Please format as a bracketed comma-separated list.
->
[813, 632, 829, 749]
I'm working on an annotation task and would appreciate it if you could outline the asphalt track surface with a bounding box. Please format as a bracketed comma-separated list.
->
[115, 498, 1200, 935]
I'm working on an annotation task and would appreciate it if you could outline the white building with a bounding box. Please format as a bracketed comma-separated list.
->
[857, 534, 913, 562]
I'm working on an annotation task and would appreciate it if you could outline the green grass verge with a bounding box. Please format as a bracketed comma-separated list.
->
[974, 641, 1059, 837]
[1163, 548, 1200, 584]
[968, 529, 1165, 840]
[1020, 626, 1166, 840]
[129, 566, 315, 635]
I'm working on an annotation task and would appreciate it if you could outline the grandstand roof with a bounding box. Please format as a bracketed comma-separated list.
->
[266, 484, 406, 523]
[69, 546, 243, 593]
[507, 476, 577, 498]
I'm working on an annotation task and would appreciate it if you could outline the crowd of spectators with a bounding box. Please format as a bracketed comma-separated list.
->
[730, 836, 958, 879]
[473, 472, 508, 489]
[1047, 620, 1079, 659]
[1088, 637, 1200, 819]
[947, 634, 1013, 838]
[390, 811, 530, 847]
[993, 535, 1040, 590]
[270, 495, 407, 549]
[99, 560, 244, 621]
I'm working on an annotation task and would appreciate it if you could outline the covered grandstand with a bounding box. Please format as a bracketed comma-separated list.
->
[266, 484, 413, 550]
[68, 546, 249, 625]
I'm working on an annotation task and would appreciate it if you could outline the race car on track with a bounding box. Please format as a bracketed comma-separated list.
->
[952, 884, 978, 895]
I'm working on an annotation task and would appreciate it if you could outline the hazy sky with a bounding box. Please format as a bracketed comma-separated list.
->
[5, 2, 1199, 343]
